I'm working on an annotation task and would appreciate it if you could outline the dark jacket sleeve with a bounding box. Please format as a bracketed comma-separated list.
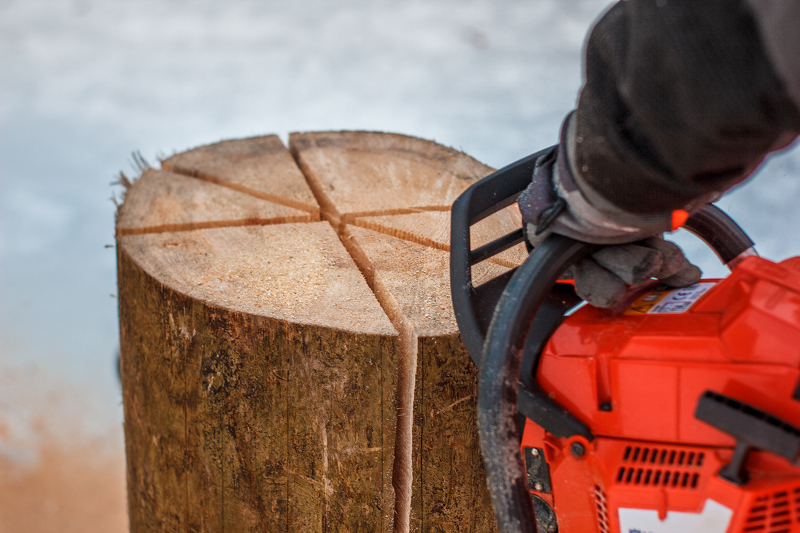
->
[573, 0, 800, 215]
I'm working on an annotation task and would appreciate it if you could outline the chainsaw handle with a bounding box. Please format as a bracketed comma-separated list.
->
[450, 147, 757, 370]
[450, 148, 551, 367]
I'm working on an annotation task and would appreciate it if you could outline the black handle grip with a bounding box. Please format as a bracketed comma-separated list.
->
[450, 147, 556, 367]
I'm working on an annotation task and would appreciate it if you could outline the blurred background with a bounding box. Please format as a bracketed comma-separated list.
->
[1, 0, 798, 530]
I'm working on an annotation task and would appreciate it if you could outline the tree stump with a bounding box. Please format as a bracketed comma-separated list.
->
[116, 131, 526, 533]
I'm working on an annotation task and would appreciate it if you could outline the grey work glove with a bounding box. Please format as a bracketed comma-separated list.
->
[518, 114, 703, 308]
[565, 237, 701, 308]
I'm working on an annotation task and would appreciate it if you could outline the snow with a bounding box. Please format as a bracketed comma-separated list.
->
[0, 0, 798, 520]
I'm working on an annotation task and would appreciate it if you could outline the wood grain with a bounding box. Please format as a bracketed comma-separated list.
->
[161, 135, 321, 217]
[117, 169, 312, 236]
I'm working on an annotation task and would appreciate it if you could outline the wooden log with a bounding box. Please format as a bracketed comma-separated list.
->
[117, 132, 525, 532]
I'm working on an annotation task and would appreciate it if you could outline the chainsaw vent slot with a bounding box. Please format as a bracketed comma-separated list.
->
[616, 446, 704, 490]
[741, 487, 800, 533]
[622, 445, 705, 467]
[593, 485, 610, 533]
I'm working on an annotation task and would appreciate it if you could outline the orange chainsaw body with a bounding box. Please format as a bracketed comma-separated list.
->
[520, 255, 800, 533]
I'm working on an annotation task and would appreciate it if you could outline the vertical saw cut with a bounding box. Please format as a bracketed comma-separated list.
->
[290, 131, 526, 533]
[117, 132, 521, 532]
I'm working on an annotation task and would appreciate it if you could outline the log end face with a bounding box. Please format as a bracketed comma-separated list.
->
[118, 223, 397, 336]
[160, 134, 321, 213]
[116, 168, 313, 235]
[289, 130, 495, 215]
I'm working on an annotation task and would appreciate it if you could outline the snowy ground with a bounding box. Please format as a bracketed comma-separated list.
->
[1, 0, 799, 530]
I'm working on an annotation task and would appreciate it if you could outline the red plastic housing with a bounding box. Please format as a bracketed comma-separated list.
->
[520, 256, 800, 533]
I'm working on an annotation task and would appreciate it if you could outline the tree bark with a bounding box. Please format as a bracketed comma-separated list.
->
[117, 132, 525, 533]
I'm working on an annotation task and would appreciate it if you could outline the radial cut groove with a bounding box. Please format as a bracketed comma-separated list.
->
[162, 162, 322, 220]
[341, 205, 451, 222]
[350, 218, 449, 254]
[115, 216, 313, 237]
[350, 218, 520, 270]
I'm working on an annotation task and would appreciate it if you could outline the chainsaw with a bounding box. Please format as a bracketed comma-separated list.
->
[450, 147, 800, 533]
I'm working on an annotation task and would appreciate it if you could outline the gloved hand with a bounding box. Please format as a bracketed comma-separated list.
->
[518, 114, 702, 308]
[563, 237, 701, 308]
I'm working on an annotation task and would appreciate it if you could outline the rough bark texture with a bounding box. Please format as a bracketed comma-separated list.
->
[117, 131, 523, 532]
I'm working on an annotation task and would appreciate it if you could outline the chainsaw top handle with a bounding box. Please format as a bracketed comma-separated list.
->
[449, 147, 755, 533]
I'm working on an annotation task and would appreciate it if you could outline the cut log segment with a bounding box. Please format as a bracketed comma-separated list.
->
[340, 227, 503, 533]
[118, 131, 520, 533]
[161, 135, 321, 217]
[290, 131, 522, 533]
[289, 131, 490, 221]
[117, 169, 313, 236]
[120, 224, 394, 332]
[119, 248, 397, 533]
